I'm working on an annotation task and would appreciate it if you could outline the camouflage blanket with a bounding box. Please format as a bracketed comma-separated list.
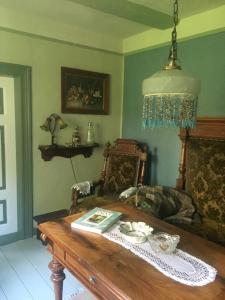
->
[119, 185, 200, 225]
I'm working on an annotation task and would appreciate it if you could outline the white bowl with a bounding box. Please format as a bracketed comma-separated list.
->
[119, 221, 154, 244]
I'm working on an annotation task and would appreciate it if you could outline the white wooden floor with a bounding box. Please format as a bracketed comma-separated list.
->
[0, 237, 85, 300]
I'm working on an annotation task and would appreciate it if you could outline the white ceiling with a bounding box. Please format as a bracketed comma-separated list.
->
[129, 0, 225, 18]
[0, 0, 147, 38]
[0, 0, 225, 39]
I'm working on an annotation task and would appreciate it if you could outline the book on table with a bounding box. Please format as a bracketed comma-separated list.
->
[71, 207, 122, 234]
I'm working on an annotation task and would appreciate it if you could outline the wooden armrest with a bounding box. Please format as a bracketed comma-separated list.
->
[70, 189, 79, 214]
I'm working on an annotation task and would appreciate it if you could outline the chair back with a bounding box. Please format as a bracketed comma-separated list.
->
[176, 118, 225, 243]
[100, 139, 148, 197]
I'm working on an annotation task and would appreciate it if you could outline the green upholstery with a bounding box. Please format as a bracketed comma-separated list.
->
[70, 139, 148, 214]
[73, 154, 139, 213]
[182, 139, 225, 245]
[103, 154, 139, 196]
[186, 139, 225, 223]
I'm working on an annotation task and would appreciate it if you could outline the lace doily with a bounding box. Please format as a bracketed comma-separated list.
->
[103, 223, 217, 286]
[71, 181, 93, 195]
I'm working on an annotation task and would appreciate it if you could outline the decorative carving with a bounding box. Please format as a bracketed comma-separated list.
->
[176, 129, 189, 190]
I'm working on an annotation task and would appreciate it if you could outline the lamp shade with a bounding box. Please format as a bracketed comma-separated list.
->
[142, 69, 201, 129]
[143, 69, 201, 96]
[40, 113, 68, 145]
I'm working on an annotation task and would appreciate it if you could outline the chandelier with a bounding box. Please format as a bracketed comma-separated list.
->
[142, 0, 201, 129]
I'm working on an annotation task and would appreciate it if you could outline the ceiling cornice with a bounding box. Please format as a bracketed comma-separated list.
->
[0, 6, 123, 54]
[68, 0, 172, 29]
[0, 3, 225, 56]
[123, 4, 225, 55]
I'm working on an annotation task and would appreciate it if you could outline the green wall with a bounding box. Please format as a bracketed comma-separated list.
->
[122, 31, 225, 186]
[0, 30, 123, 215]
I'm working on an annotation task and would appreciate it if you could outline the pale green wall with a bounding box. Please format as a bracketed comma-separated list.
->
[122, 31, 225, 186]
[0, 30, 123, 215]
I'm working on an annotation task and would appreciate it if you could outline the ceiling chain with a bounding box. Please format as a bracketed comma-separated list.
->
[168, 0, 179, 62]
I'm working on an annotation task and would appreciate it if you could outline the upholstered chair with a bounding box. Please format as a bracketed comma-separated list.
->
[175, 118, 225, 246]
[69, 139, 148, 214]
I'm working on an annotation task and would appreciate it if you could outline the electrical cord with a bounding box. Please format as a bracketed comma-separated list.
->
[69, 158, 78, 183]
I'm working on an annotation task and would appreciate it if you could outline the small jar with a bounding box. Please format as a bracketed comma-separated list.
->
[86, 122, 95, 144]
[72, 126, 81, 146]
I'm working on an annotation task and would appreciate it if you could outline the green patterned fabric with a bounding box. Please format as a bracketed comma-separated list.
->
[103, 154, 139, 196]
[184, 138, 225, 245]
[186, 139, 225, 223]
[72, 154, 140, 213]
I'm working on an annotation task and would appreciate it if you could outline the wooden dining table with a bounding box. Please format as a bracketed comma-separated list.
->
[39, 202, 225, 300]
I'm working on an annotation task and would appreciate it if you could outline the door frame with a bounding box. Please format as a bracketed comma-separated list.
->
[0, 62, 32, 245]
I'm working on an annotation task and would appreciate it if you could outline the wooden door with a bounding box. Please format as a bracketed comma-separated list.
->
[0, 77, 18, 237]
[0, 63, 32, 245]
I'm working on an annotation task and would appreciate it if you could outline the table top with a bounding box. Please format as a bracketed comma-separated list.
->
[39, 202, 225, 300]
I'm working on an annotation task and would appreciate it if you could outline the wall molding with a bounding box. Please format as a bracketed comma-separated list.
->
[123, 5, 225, 55]
[0, 88, 4, 114]
[0, 126, 6, 190]
[0, 6, 123, 54]
[0, 26, 123, 57]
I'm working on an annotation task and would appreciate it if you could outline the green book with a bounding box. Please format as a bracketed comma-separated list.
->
[71, 207, 122, 234]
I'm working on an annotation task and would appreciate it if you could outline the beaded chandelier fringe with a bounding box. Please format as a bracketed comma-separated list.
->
[142, 94, 198, 129]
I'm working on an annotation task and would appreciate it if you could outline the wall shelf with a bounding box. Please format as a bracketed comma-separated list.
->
[38, 144, 99, 161]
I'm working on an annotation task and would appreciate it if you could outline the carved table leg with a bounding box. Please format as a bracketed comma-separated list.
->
[49, 258, 65, 300]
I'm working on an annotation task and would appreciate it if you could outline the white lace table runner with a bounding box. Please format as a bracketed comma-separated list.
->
[102, 223, 217, 286]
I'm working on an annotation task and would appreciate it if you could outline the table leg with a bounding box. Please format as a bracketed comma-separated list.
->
[49, 258, 65, 300]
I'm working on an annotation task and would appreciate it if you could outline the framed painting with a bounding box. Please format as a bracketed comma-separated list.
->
[61, 67, 110, 114]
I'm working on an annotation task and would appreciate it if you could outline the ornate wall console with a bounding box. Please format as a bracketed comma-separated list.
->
[38, 144, 99, 161]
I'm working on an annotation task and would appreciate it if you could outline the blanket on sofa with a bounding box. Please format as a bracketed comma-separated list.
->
[119, 185, 200, 225]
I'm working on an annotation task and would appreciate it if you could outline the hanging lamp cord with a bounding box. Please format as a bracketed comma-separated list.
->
[170, 0, 178, 61]
[165, 0, 181, 70]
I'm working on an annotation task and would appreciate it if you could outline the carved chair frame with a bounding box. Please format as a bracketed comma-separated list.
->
[70, 138, 148, 213]
[176, 117, 225, 190]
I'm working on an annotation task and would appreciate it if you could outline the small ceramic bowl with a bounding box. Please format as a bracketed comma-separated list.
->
[148, 232, 180, 254]
[119, 221, 154, 244]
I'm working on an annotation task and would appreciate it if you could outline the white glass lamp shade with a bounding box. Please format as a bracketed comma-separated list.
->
[142, 69, 201, 128]
[142, 69, 201, 96]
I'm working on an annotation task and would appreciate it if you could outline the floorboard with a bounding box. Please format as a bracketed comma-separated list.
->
[0, 250, 32, 300]
[0, 237, 85, 300]
[0, 286, 7, 300]
[1, 242, 54, 300]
